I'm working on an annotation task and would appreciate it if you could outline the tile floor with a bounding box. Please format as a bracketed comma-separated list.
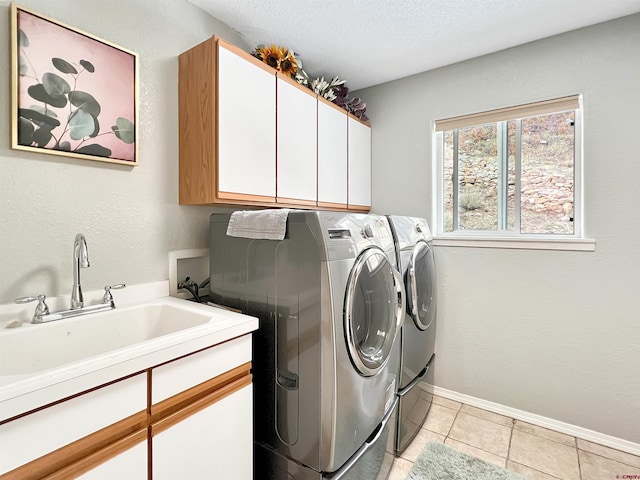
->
[388, 395, 640, 480]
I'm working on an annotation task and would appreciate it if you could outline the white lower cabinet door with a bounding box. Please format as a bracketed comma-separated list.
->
[0, 374, 146, 476]
[152, 384, 253, 480]
[78, 439, 148, 479]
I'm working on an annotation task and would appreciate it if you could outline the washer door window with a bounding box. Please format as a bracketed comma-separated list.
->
[407, 240, 436, 331]
[345, 247, 404, 376]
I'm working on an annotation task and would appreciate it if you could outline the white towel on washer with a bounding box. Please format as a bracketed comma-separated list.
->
[226, 209, 290, 240]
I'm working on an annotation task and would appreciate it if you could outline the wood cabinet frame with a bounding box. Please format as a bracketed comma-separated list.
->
[178, 36, 371, 211]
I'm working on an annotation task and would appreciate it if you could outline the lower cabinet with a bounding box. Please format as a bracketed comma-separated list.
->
[0, 335, 253, 480]
[152, 383, 252, 479]
[0, 374, 147, 480]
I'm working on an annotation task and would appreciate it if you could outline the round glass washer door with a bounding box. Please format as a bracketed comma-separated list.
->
[344, 246, 404, 377]
[407, 240, 436, 331]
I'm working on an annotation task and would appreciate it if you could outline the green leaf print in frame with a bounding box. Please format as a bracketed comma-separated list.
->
[10, 3, 139, 166]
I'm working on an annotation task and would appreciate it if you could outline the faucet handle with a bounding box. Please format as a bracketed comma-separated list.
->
[103, 284, 126, 305]
[15, 294, 50, 316]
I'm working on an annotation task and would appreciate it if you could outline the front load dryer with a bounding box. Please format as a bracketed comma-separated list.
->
[386, 215, 437, 454]
[209, 211, 404, 479]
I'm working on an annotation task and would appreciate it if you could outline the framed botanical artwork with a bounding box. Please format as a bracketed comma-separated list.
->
[10, 4, 139, 165]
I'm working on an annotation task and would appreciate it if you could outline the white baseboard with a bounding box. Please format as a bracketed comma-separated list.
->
[420, 382, 640, 456]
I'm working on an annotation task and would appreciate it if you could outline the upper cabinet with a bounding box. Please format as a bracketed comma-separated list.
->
[218, 43, 276, 201]
[276, 75, 317, 206]
[347, 115, 372, 211]
[179, 37, 276, 205]
[317, 97, 348, 208]
[178, 36, 370, 211]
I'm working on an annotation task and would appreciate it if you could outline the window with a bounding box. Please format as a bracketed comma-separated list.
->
[434, 95, 591, 250]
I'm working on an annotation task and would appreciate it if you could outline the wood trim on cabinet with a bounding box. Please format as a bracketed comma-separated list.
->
[347, 204, 370, 212]
[276, 71, 316, 96]
[42, 430, 147, 480]
[150, 362, 251, 424]
[317, 201, 348, 210]
[178, 36, 218, 205]
[151, 371, 252, 437]
[276, 196, 316, 207]
[217, 191, 276, 204]
[347, 111, 371, 127]
[217, 37, 278, 76]
[317, 95, 347, 113]
[0, 411, 147, 480]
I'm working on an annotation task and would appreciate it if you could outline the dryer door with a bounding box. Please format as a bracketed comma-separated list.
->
[407, 240, 436, 331]
[345, 246, 404, 377]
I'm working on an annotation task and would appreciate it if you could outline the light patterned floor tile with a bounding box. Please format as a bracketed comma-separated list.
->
[394, 399, 640, 480]
[577, 438, 640, 468]
[579, 449, 640, 480]
[400, 428, 445, 462]
[423, 403, 458, 436]
[387, 457, 413, 480]
[513, 420, 576, 447]
[507, 460, 564, 480]
[460, 404, 514, 427]
[509, 429, 580, 480]
[445, 438, 506, 468]
[432, 395, 462, 411]
[448, 412, 512, 457]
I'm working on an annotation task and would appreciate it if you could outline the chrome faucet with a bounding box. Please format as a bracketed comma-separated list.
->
[14, 232, 126, 324]
[71, 233, 90, 309]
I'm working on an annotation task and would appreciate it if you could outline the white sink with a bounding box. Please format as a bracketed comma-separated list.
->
[0, 301, 214, 376]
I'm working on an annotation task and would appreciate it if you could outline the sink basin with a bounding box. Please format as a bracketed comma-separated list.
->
[0, 302, 214, 376]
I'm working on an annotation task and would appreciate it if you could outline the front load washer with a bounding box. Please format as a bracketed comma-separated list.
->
[209, 211, 404, 479]
[386, 216, 437, 454]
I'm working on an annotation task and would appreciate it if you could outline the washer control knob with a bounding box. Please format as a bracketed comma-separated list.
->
[416, 223, 423, 233]
[362, 224, 374, 238]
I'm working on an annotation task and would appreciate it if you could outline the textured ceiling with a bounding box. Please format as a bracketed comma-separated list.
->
[188, 0, 640, 90]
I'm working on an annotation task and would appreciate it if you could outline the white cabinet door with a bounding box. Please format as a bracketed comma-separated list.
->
[0, 374, 146, 475]
[347, 117, 372, 209]
[318, 100, 348, 206]
[152, 384, 253, 480]
[218, 44, 276, 199]
[277, 77, 317, 203]
[151, 335, 252, 404]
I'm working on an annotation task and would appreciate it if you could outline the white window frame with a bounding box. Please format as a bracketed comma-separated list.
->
[432, 95, 595, 252]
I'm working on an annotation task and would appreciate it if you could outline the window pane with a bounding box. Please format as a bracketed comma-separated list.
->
[443, 131, 454, 232]
[520, 111, 575, 234]
[457, 124, 497, 230]
[507, 120, 516, 231]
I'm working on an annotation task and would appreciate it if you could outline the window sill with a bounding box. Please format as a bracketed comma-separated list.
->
[432, 235, 596, 251]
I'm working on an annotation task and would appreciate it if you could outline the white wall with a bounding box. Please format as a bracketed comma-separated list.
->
[358, 14, 640, 443]
[0, 0, 245, 305]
